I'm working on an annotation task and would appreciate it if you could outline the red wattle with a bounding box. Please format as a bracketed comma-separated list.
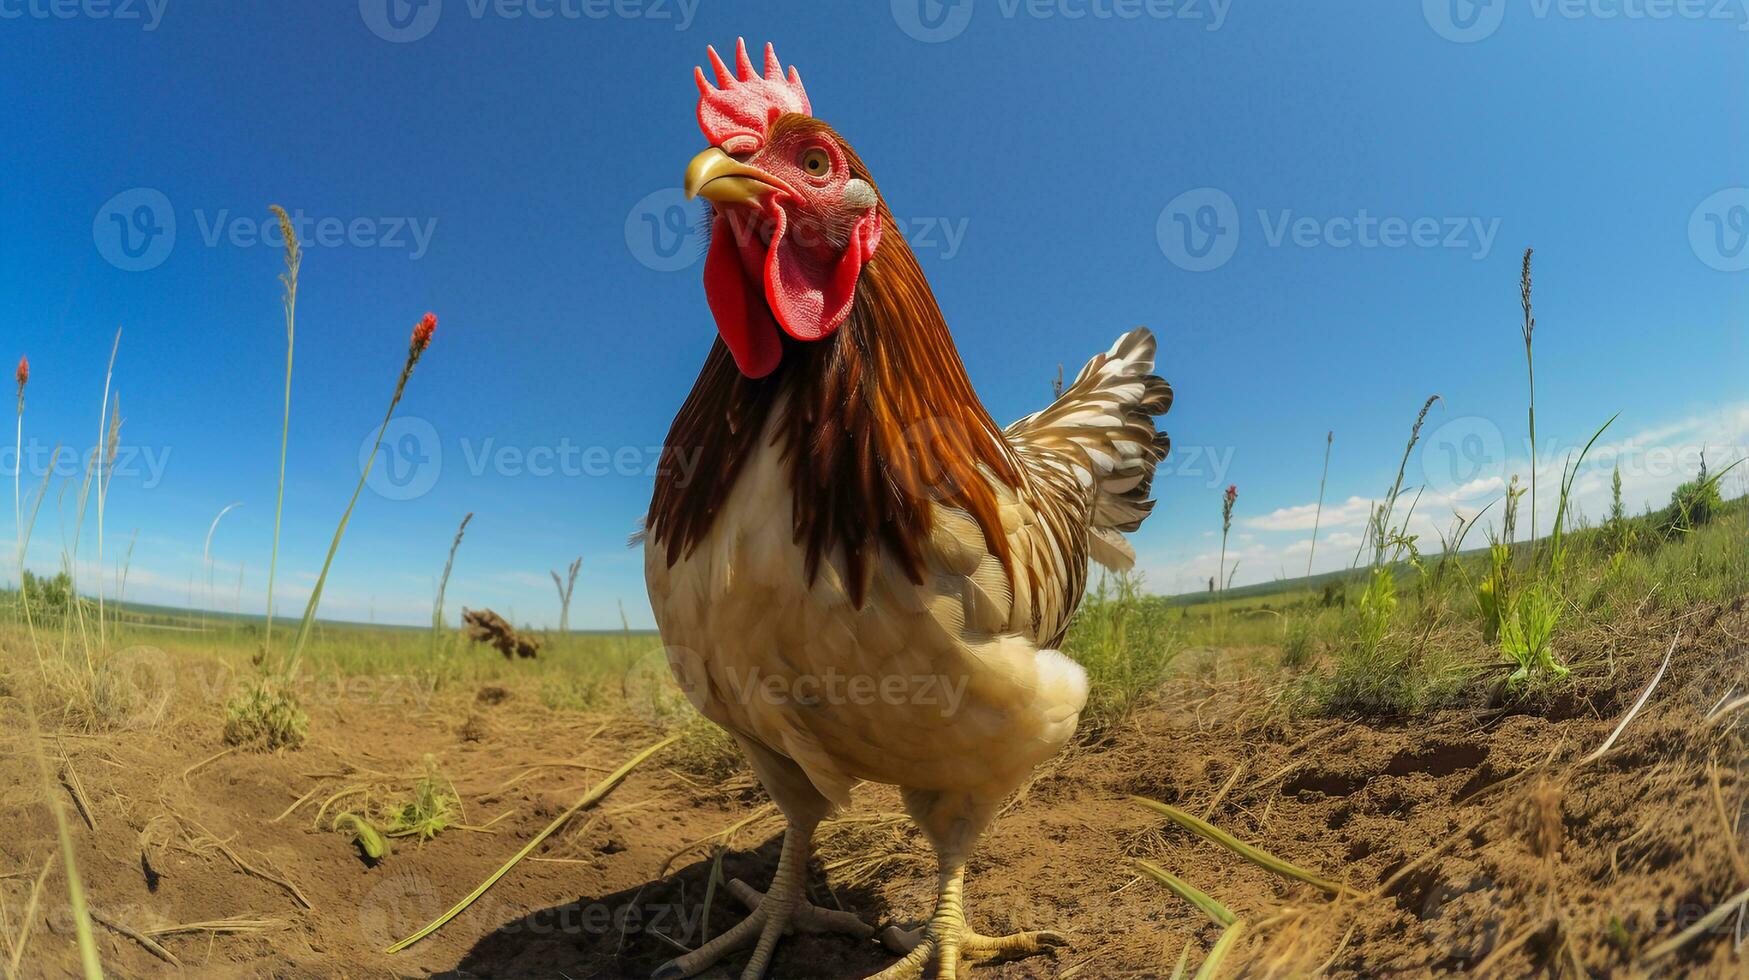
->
[702, 213, 783, 379]
[764, 206, 881, 342]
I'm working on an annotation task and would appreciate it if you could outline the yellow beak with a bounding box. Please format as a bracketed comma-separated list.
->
[684, 147, 788, 205]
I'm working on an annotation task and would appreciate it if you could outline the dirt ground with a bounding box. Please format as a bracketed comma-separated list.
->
[4, 599, 1746, 978]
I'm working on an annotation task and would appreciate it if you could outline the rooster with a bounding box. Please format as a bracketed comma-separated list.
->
[645, 40, 1172, 980]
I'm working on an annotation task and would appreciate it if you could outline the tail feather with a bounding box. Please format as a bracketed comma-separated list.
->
[1006, 327, 1173, 570]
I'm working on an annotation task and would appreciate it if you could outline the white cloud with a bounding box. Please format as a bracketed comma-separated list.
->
[1144, 402, 1749, 594]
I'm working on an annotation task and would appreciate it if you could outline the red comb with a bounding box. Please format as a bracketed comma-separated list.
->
[694, 38, 810, 154]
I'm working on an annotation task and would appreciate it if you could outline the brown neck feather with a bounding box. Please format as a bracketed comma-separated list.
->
[648, 203, 1018, 605]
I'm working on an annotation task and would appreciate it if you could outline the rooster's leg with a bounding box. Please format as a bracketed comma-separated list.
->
[866, 864, 1066, 979]
[868, 790, 1066, 980]
[653, 820, 874, 980]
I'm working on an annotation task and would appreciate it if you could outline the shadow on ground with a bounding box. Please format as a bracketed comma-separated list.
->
[447, 833, 901, 979]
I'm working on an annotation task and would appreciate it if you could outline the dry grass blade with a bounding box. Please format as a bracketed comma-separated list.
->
[4, 857, 54, 980]
[143, 916, 283, 938]
[1134, 860, 1236, 927]
[659, 803, 778, 876]
[1637, 884, 1749, 963]
[57, 747, 97, 832]
[182, 817, 312, 910]
[385, 733, 678, 953]
[181, 747, 236, 784]
[1198, 762, 1246, 820]
[1705, 691, 1749, 725]
[1131, 796, 1349, 896]
[89, 909, 179, 967]
[1580, 631, 1678, 765]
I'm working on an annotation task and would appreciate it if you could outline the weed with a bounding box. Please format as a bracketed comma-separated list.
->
[1280, 614, 1316, 668]
[222, 677, 308, 751]
[383, 763, 461, 840]
[1066, 572, 1180, 734]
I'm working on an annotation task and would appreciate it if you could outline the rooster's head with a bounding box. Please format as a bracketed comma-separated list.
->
[684, 39, 883, 379]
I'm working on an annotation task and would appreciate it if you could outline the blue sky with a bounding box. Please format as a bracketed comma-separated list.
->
[2, 1, 1745, 627]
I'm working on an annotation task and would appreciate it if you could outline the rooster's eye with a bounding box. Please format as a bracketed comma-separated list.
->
[800, 148, 831, 178]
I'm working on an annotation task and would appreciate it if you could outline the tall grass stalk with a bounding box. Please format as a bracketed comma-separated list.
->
[263, 205, 300, 661]
[1218, 484, 1236, 600]
[203, 502, 243, 632]
[286, 313, 437, 676]
[432, 511, 473, 652]
[1520, 248, 1538, 549]
[93, 329, 119, 647]
[14, 356, 27, 604]
[116, 528, 137, 608]
[1307, 429, 1332, 576]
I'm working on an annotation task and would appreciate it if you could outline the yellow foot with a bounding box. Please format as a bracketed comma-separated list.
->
[652, 877, 875, 980]
[869, 921, 1067, 979]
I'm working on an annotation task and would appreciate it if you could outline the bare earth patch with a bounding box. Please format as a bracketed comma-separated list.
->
[2, 599, 1745, 977]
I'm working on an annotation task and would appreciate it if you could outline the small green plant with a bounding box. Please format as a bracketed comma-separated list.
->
[222, 677, 308, 751]
[1664, 453, 1727, 534]
[1280, 613, 1316, 668]
[383, 764, 460, 840]
[1498, 581, 1564, 684]
[1477, 477, 1523, 644]
[1310, 395, 1439, 716]
[1606, 464, 1638, 577]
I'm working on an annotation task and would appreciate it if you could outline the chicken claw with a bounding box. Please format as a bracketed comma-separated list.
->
[868, 875, 1066, 979]
[652, 831, 874, 980]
